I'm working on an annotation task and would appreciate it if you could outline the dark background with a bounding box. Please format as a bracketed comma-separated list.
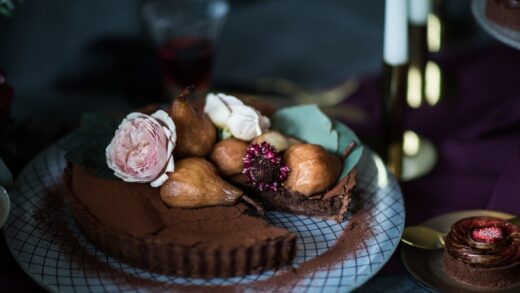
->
[0, 0, 486, 123]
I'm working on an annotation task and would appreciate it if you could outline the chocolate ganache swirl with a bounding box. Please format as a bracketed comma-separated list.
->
[445, 217, 520, 267]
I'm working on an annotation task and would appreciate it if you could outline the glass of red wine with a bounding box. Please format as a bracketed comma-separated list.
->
[142, 0, 229, 97]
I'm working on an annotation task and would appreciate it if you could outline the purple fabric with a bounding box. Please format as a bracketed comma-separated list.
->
[488, 140, 520, 212]
[342, 44, 520, 273]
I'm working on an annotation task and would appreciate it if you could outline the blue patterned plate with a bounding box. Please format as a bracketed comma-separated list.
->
[4, 144, 404, 292]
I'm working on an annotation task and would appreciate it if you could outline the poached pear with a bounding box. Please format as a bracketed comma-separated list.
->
[210, 138, 248, 177]
[170, 90, 216, 158]
[251, 130, 290, 152]
[283, 144, 342, 196]
[160, 157, 243, 208]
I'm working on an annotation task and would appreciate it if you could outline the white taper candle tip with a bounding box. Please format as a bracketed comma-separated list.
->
[384, 0, 409, 65]
[409, 0, 432, 25]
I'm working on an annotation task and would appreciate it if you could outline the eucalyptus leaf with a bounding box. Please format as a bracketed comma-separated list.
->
[271, 105, 338, 153]
[334, 121, 363, 178]
[271, 104, 363, 177]
[58, 112, 122, 179]
[218, 128, 232, 140]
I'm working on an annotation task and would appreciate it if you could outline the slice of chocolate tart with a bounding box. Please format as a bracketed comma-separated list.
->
[232, 169, 356, 222]
[67, 165, 296, 278]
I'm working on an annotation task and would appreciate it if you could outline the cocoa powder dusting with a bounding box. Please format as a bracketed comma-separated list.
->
[36, 184, 372, 292]
[247, 193, 371, 292]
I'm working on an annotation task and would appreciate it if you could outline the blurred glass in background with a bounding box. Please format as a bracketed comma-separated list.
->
[142, 0, 229, 97]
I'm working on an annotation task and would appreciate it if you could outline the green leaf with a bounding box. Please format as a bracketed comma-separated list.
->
[218, 128, 232, 140]
[271, 105, 363, 176]
[271, 105, 338, 153]
[334, 121, 363, 177]
[58, 112, 123, 179]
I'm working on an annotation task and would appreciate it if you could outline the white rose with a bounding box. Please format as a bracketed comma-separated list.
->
[204, 93, 270, 141]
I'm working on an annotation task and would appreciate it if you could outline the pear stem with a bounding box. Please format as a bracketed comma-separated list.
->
[241, 194, 264, 215]
[341, 141, 357, 161]
[177, 85, 195, 101]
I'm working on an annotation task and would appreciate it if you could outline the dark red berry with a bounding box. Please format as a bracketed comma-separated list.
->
[471, 226, 503, 243]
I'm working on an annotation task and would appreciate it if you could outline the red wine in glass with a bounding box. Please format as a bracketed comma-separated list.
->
[159, 37, 215, 91]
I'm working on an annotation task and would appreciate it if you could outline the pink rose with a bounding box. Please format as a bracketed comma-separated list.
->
[106, 110, 176, 187]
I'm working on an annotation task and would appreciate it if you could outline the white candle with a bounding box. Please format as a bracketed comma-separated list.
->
[409, 0, 431, 25]
[384, 0, 409, 65]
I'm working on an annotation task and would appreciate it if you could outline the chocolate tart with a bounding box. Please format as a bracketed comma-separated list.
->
[442, 216, 520, 288]
[232, 169, 356, 222]
[67, 165, 296, 278]
[486, 0, 520, 31]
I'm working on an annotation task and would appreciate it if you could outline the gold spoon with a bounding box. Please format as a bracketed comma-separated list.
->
[401, 226, 446, 250]
[401, 217, 520, 250]
[253, 78, 359, 107]
[232, 78, 367, 123]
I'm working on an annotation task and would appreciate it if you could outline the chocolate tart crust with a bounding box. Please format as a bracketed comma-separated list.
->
[67, 166, 296, 278]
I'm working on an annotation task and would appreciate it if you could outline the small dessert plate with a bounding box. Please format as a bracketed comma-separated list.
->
[472, 0, 520, 50]
[0, 186, 10, 229]
[401, 210, 520, 293]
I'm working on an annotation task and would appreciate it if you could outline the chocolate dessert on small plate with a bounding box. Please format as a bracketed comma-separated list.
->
[443, 216, 520, 288]
[401, 210, 520, 292]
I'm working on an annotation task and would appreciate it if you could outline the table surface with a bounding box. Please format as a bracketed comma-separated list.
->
[1, 1, 519, 292]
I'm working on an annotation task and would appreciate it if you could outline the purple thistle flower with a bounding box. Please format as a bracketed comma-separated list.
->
[243, 142, 290, 192]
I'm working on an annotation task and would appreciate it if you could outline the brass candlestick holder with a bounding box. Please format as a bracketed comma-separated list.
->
[398, 1, 443, 181]
[383, 58, 438, 182]
[407, 0, 445, 108]
[381, 0, 443, 180]
[400, 26, 439, 181]
[382, 63, 408, 180]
